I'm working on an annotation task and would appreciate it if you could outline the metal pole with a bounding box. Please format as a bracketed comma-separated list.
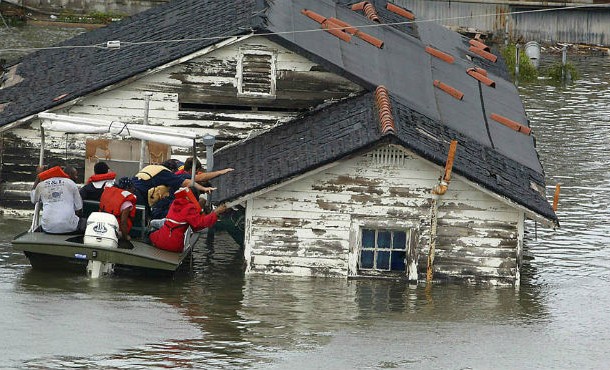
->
[203, 134, 215, 172]
[31, 125, 45, 232]
[504, 14, 509, 46]
[139, 92, 153, 169]
[191, 139, 197, 189]
[202, 134, 215, 203]
[561, 46, 568, 82]
[39, 126, 45, 167]
[515, 44, 521, 86]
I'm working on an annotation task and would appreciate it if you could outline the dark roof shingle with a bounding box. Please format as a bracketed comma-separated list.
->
[211, 91, 557, 222]
[0, 0, 556, 221]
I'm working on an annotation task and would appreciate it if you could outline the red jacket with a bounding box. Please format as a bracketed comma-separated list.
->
[150, 197, 218, 253]
[99, 187, 137, 233]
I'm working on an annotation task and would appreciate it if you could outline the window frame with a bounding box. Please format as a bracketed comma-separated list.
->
[348, 217, 419, 280]
[236, 49, 277, 99]
[359, 228, 410, 273]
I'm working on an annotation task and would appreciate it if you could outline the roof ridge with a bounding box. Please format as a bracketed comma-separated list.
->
[374, 86, 395, 135]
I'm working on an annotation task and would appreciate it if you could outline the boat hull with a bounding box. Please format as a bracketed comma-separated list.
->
[13, 231, 196, 275]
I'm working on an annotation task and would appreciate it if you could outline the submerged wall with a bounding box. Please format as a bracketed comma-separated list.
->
[245, 146, 523, 284]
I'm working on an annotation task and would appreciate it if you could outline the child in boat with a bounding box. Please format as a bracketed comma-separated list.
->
[99, 177, 137, 241]
[149, 187, 227, 253]
[131, 159, 233, 208]
[31, 164, 86, 234]
[80, 161, 116, 201]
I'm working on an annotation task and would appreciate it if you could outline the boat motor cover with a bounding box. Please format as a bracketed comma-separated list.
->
[84, 212, 119, 248]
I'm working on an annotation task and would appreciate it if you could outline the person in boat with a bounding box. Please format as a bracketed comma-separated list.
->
[150, 157, 218, 218]
[131, 159, 233, 208]
[175, 157, 202, 177]
[79, 161, 116, 201]
[31, 164, 86, 234]
[149, 187, 228, 253]
[99, 177, 138, 241]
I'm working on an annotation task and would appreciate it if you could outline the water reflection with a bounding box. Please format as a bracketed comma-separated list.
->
[4, 229, 553, 368]
[521, 55, 610, 285]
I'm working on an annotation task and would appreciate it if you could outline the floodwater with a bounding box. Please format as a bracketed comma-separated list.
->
[1, 24, 610, 369]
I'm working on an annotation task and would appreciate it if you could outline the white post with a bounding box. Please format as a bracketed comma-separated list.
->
[38, 126, 45, 167]
[30, 125, 45, 232]
[202, 134, 216, 203]
[139, 92, 153, 169]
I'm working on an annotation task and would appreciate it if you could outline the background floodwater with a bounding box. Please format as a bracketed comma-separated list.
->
[1, 24, 610, 369]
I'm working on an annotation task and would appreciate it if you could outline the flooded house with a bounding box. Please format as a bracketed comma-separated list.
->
[0, 0, 558, 284]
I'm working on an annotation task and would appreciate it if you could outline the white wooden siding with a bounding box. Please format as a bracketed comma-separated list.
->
[64, 36, 362, 147]
[0, 36, 363, 206]
[245, 145, 521, 283]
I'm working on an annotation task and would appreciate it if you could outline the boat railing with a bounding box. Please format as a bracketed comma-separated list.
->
[29, 203, 41, 232]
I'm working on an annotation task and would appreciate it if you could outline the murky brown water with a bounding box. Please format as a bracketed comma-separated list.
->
[1, 24, 610, 369]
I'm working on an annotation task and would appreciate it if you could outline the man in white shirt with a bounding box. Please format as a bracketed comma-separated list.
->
[31, 165, 85, 234]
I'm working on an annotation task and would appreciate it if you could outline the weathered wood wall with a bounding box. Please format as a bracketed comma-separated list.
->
[63, 36, 361, 151]
[244, 145, 523, 284]
[0, 123, 86, 209]
[0, 37, 362, 209]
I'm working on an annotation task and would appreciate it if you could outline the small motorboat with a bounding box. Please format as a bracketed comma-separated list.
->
[12, 111, 216, 278]
[12, 201, 200, 278]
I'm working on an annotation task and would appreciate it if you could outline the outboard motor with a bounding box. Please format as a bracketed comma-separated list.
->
[84, 212, 119, 278]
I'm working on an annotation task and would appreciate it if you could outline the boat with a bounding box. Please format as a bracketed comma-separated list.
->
[12, 111, 214, 278]
[12, 200, 201, 278]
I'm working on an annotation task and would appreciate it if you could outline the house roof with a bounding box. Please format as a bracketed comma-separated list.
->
[0, 0, 260, 127]
[0, 0, 555, 221]
[262, 0, 540, 173]
[210, 90, 557, 223]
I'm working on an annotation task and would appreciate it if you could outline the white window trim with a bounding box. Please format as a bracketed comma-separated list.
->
[236, 49, 277, 98]
[348, 217, 419, 280]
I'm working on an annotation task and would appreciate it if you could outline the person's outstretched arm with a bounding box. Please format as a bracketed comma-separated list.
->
[194, 168, 234, 183]
[180, 179, 216, 194]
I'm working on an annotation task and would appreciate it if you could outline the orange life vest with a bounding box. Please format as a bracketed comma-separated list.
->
[87, 171, 116, 184]
[38, 166, 69, 181]
[99, 187, 138, 233]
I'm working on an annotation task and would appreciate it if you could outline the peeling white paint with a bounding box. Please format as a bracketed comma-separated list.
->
[245, 145, 522, 284]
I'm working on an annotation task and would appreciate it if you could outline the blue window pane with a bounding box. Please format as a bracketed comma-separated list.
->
[376, 251, 390, 270]
[391, 251, 406, 271]
[362, 229, 375, 249]
[360, 250, 374, 269]
[393, 231, 407, 250]
[378, 231, 391, 249]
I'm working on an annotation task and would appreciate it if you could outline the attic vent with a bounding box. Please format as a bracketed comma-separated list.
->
[237, 49, 276, 98]
[367, 146, 408, 167]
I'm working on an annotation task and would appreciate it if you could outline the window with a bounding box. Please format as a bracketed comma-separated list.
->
[236, 49, 276, 98]
[359, 228, 409, 274]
